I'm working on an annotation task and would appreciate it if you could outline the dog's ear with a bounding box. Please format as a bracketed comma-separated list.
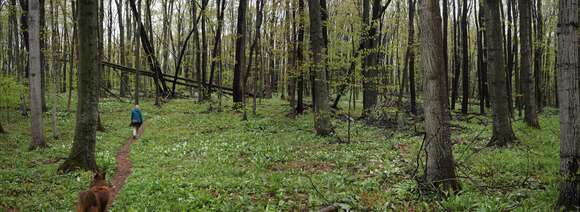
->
[93, 171, 105, 181]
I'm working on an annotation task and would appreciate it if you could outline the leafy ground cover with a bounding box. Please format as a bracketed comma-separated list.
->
[0, 96, 560, 211]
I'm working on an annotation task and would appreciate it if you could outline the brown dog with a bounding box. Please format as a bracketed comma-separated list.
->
[76, 172, 111, 212]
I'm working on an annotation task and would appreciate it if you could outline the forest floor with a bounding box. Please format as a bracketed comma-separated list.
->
[0, 95, 561, 211]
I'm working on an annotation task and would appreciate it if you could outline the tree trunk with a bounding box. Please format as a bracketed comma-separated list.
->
[244, 0, 265, 117]
[28, 0, 48, 150]
[460, 0, 469, 114]
[208, 0, 227, 97]
[200, 0, 208, 99]
[476, 0, 487, 114]
[117, 0, 129, 96]
[509, 0, 517, 117]
[518, 0, 539, 128]
[233, 0, 248, 104]
[96, 0, 105, 132]
[128, 0, 169, 98]
[295, 0, 305, 115]
[555, 0, 580, 209]
[59, 0, 100, 172]
[442, 0, 449, 98]
[360, 0, 370, 114]
[406, 0, 416, 115]
[40, 0, 48, 112]
[450, 0, 460, 110]
[107, 0, 112, 89]
[533, 0, 543, 111]
[484, 0, 517, 147]
[191, 1, 200, 99]
[419, 0, 459, 191]
[286, 0, 296, 108]
[307, 0, 333, 136]
[67, 0, 76, 112]
[134, 0, 141, 105]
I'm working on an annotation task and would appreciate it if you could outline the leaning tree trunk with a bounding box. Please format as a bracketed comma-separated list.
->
[484, 0, 517, 147]
[232, 0, 248, 104]
[208, 0, 226, 97]
[518, 0, 539, 128]
[28, 0, 48, 150]
[555, 0, 580, 209]
[244, 0, 265, 118]
[59, 0, 100, 172]
[308, 0, 333, 136]
[419, 0, 459, 192]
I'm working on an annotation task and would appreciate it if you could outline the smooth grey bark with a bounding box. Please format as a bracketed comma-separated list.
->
[419, 0, 459, 191]
[59, 0, 100, 172]
[308, 0, 333, 136]
[555, 0, 580, 209]
[484, 0, 517, 147]
[518, 0, 540, 128]
[28, 0, 48, 150]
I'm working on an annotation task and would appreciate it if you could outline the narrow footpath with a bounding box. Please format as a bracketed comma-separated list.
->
[106, 125, 143, 209]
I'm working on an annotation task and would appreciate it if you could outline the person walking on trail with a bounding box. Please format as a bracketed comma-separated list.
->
[130, 104, 143, 139]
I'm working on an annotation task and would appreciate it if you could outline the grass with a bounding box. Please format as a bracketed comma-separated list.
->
[0, 94, 561, 211]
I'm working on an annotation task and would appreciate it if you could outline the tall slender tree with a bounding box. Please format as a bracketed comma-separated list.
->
[419, 0, 459, 191]
[295, 0, 305, 114]
[59, 0, 100, 172]
[28, 0, 48, 150]
[533, 0, 544, 110]
[555, 0, 580, 209]
[518, 0, 540, 127]
[442, 0, 449, 97]
[308, 0, 333, 136]
[406, 0, 416, 115]
[476, 0, 488, 114]
[460, 0, 469, 114]
[485, 0, 517, 146]
[134, 0, 142, 105]
[117, 0, 129, 96]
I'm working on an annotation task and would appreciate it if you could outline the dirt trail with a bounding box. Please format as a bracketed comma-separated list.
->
[106, 125, 143, 209]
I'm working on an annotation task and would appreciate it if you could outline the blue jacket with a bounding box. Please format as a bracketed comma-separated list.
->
[131, 108, 143, 124]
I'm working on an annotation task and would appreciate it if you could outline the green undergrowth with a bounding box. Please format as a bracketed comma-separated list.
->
[0, 95, 561, 211]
